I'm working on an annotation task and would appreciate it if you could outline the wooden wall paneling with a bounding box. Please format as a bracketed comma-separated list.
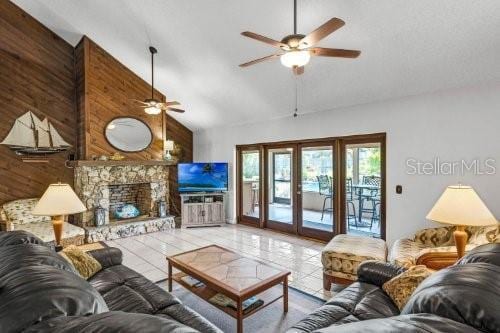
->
[1, 3, 194, 214]
[75, 37, 90, 159]
[0, 1, 76, 205]
[165, 114, 193, 215]
[75, 37, 166, 160]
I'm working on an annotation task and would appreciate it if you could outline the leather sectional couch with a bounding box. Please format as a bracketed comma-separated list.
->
[0, 230, 222, 333]
[2, 229, 499, 333]
[288, 242, 500, 333]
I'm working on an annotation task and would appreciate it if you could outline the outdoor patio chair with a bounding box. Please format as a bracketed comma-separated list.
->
[317, 175, 333, 221]
[346, 178, 357, 229]
[360, 175, 381, 227]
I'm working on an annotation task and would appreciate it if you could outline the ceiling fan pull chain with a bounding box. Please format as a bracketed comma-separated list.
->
[294, 76, 298, 118]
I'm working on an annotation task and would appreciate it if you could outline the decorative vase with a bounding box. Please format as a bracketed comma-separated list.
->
[94, 206, 106, 226]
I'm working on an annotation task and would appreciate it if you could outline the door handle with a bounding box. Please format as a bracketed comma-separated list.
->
[297, 191, 301, 195]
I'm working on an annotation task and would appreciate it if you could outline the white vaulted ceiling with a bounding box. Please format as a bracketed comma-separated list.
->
[13, 0, 500, 131]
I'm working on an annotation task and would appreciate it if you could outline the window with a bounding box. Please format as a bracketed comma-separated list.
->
[301, 147, 333, 192]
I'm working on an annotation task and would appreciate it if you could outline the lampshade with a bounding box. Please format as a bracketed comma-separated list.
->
[426, 185, 497, 226]
[165, 140, 174, 151]
[33, 183, 86, 216]
[280, 50, 311, 68]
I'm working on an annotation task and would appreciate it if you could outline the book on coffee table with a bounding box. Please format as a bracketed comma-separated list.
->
[209, 293, 264, 313]
[181, 275, 204, 288]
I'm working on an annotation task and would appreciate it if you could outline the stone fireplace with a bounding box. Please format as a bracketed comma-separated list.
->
[73, 161, 175, 242]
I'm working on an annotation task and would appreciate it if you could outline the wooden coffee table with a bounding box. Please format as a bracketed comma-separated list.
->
[167, 245, 290, 333]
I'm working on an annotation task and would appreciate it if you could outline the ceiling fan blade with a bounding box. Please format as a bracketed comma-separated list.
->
[241, 31, 288, 49]
[167, 107, 185, 113]
[158, 102, 180, 109]
[239, 54, 281, 67]
[299, 18, 345, 48]
[293, 66, 304, 76]
[310, 47, 361, 58]
[132, 99, 150, 105]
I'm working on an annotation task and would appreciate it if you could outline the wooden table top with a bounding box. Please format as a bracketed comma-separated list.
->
[167, 245, 290, 298]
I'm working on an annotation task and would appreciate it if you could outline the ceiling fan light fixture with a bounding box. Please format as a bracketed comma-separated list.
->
[144, 105, 161, 115]
[280, 50, 310, 68]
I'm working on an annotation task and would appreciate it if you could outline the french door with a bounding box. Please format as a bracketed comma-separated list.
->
[262, 142, 337, 240]
[297, 142, 337, 240]
[236, 133, 386, 241]
[236, 146, 263, 227]
[339, 136, 386, 239]
[265, 145, 297, 234]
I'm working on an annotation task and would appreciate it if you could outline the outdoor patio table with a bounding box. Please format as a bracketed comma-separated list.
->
[351, 184, 380, 223]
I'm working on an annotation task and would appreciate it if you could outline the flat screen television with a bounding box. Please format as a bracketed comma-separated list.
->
[178, 162, 228, 193]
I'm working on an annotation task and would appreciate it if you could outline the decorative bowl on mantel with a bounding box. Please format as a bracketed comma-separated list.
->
[114, 204, 140, 219]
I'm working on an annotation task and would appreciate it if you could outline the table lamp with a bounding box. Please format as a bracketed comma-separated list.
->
[32, 183, 86, 251]
[426, 184, 497, 258]
[164, 140, 174, 160]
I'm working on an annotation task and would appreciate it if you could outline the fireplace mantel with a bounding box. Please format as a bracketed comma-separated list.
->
[69, 160, 177, 167]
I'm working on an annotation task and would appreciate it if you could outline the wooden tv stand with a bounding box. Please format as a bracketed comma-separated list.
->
[180, 193, 225, 227]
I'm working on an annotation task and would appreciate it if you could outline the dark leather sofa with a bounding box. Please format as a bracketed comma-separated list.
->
[0, 230, 222, 333]
[288, 242, 500, 333]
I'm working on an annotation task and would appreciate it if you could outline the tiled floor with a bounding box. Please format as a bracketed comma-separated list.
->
[105, 224, 333, 300]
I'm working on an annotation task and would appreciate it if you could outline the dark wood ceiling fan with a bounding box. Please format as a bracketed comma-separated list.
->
[239, 0, 360, 75]
[134, 47, 185, 114]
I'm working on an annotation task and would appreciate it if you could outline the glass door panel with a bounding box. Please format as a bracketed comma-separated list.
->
[273, 152, 292, 205]
[240, 150, 260, 223]
[266, 147, 295, 232]
[344, 142, 382, 238]
[299, 146, 335, 238]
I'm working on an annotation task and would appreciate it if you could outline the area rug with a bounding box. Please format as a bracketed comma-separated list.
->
[158, 281, 325, 333]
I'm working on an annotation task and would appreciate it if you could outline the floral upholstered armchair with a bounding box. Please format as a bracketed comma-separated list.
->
[0, 198, 85, 247]
[389, 224, 499, 269]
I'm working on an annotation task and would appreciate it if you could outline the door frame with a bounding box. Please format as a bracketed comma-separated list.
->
[236, 145, 264, 227]
[338, 134, 386, 240]
[263, 143, 298, 234]
[296, 140, 338, 241]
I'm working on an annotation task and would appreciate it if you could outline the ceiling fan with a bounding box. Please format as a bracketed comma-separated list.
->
[134, 46, 185, 115]
[239, 0, 360, 75]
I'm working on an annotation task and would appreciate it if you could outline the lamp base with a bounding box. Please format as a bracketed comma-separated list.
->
[51, 215, 64, 252]
[453, 225, 468, 259]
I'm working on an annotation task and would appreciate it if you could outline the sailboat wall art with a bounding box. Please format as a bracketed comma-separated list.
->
[1, 111, 71, 156]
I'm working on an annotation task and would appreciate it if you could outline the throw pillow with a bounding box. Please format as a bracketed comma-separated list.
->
[382, 265, 433, 310]
[59, 245, 102, 279]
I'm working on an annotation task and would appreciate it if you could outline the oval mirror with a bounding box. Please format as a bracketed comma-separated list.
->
[105, 117, 152, 152]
